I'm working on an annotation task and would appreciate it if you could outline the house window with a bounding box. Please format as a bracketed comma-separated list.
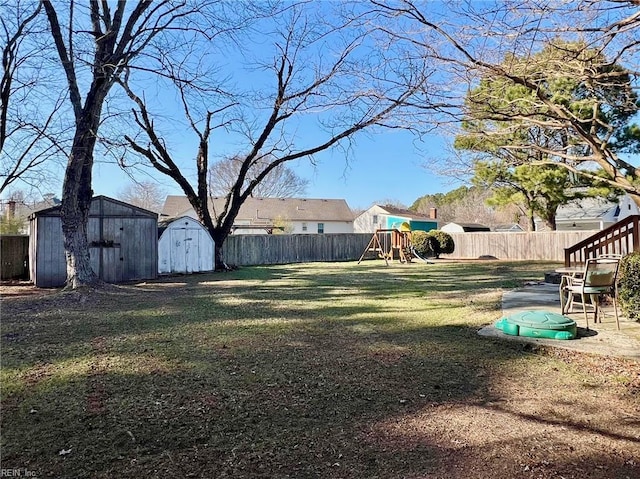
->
[372, 215, 378, 225]
[302, 222, 307, 232]
[317, 223, 324, 234]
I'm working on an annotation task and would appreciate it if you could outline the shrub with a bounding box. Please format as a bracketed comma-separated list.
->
[618, 251, 640, 321]
[411, 230, 439, 258]
[0, 214, 25, 234]
[427, 230, 455, 256]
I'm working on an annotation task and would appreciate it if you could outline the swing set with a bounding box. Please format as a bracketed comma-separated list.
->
[357, 227, 414, 266]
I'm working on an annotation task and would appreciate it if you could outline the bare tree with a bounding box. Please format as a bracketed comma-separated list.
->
[372, 0, 640, 207]
[122, 3, 433, 269]
[0, 1, 69, 195]
[411, 186, 524, 229]
[372, 198, 407, 209]
[118, 180, 166, 213]
[41, 0, 203, 288]
[448, 190, 522, 229]
[208, 156, 308, 198]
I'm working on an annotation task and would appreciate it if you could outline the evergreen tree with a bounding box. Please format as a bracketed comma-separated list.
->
[455, 40, 637, 227]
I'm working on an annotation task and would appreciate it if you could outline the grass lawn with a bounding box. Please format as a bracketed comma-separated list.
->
[1, 260, 638, 478]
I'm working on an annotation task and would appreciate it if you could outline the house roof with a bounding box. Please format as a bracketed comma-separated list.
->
[3, 196, 61, 220]
[161, 196, 355, 222]
[493, 223, 525, 232]
[377, 205, 434, 221]
[555, 197, 618, 221]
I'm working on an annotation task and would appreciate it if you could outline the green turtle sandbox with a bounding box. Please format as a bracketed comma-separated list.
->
[495, 311, 577, 340]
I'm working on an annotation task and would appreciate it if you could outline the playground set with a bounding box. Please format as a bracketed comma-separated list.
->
[358, 223, 427, 266]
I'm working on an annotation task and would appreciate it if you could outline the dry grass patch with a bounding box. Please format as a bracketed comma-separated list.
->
[1, 260, 638, 478]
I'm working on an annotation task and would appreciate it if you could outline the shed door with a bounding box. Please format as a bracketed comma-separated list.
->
[90, 246, 124, 283]
[171, 228, 201, 274]
[167, 225, 212, 274]
[183, 227, 201, 273]
[170, 229, 187, 273]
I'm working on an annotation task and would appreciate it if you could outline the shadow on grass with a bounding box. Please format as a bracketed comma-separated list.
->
[3, 260, 637, 478]
[2, 320, 638, 478]
[0, 261, 520, 368]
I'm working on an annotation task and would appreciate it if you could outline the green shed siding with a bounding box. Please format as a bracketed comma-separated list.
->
[383, 216, 437, 232]
[409, 220, 438, 232]
[386, 215, 409, 229]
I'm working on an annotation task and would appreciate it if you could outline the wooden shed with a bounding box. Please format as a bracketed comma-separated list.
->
[158, 216, 214, 274]
[29, 196, 158, 287]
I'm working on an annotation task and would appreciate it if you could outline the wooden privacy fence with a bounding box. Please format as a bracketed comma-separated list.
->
[223, 233, 372, 266]
[1, 231, 616, 282]
[223, 231, 601, 266]
[441, 231, 597, 262]
[1, 235, 29, 280]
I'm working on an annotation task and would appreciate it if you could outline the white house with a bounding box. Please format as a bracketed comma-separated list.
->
[354, 205, 438, 233]
[617, 194, 640, 221]
[161, 196, 355, 234]
[541, 194, 640, 231]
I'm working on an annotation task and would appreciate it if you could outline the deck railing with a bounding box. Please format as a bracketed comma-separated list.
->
[564, 215, 640, 266]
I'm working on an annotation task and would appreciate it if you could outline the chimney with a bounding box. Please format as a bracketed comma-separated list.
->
[7, 200, 16, 219]
[429, 207, 437, 219]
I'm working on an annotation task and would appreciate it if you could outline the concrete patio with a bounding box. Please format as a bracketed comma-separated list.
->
[479, 282, 640, 361]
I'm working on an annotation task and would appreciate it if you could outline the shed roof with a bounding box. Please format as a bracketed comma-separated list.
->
[161, 196, 355, 222]
[29, 195, 158, 219]
[158, 215, 209, 237]
[444, 222, 491, 232]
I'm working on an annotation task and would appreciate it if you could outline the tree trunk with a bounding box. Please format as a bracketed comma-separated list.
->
[60, 118, 102, 288]
[527, 211, 536, 232]
[541, 211, 557, 231]
[61, 204, 97, 288]
[214, 241, 227, 271]
[210, 227, 231, 270]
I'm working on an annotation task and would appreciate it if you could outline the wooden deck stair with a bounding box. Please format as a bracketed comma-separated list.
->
[564, 215, 640, 266]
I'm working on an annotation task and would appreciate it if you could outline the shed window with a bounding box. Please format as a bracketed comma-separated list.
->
[317, 223, 324, 234]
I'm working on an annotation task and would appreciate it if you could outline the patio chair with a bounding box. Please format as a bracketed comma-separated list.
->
[559, 257, 620, 330]
[597, 253, 623, 260]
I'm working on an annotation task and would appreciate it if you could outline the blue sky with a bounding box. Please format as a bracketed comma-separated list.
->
[292, 132, 458, 211]
[90, 127, 459, 212]
[85, 2, 464, 212]
[9, 1, 636, 212]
